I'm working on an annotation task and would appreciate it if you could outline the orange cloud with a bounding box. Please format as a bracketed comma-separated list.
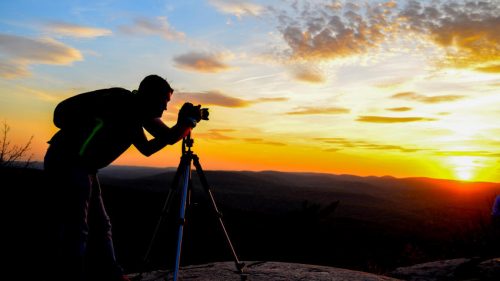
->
[391, 91, 464, 104]
[384, 1, 397, 8]
[44, 22, 112, 38]
[0, 61, 29, 78]
[292, 67, 326, 83]
[287, 106, 350, 115]
[244, 138, 286, 146]
[174, 52, 232, 73]
[176, 91, 288, 108]
[315, 137, 422, 153]
[274, 1, 396, 60]
[386, 107, 412, 112]
[356, 116, 437, 123]
[398, 1, 500, 71]
[119, 17, 185, 41]
[0, 34, 82, 78]
[433, 150, 500, 158]
[255, 97, 289, 102]
[273, 1, 500, 71]
[195, 129, 236, 140]
[476, 64, 500, 73]
[179, 90, 249, 107]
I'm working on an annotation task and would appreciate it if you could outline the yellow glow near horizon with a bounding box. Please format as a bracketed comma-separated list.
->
[447, 156, 484, 182]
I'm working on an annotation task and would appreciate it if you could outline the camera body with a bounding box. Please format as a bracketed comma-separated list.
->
[187, 104, 209, 121]
[196, 106, 209, 121]
[180, 102, 209, 126]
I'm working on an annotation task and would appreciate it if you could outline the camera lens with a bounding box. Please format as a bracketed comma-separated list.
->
[200, 108, 209, 120]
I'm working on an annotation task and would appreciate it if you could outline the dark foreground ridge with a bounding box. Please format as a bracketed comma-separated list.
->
[391, 257, 500, 281]
[4, 166, 500, 280]
[128, 258, 500, 281]
[129, 261, 401, 281]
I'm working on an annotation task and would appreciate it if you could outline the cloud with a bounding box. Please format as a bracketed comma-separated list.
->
[178, 90, 288, 108]
[292, 66, 326, 83]
[272, 1, 500, 71]
[475, 64, 500, 73]
[233, 73, 282, 84]
[209, 0, 263, 18]
[356, 116, 437, 123]
[386, 107, 412, 112]
[244, 138, 286, 146]
[44, 22, 112, 38]
[14, 85, 64, 102]
[373, 78, 408, 89]
[384, 1, 398, 9]
[273, 1, 396, 61]
[195, 129, 236, 140]
[180, 90, 250, 107]
[399, 1, 500, 71]
[286, 106, 350, 115]
[391, 91, 465, 104]
[255, 97, 289, 102]
[432, 150, 500, 158]
[193, 130, 287, 145]
[119, 17, 185, 41]
[173, 52, 232, 73]
[0, 33, 83, 78]
[315, 137, 422, 153]
[0, 60, 29, 78]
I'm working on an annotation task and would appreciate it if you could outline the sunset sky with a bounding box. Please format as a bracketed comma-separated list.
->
[1, 0, 499, 182]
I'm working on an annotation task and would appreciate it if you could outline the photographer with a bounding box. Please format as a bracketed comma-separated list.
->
[44, 75, 206, 281]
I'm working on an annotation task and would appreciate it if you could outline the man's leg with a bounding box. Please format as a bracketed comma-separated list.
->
[86, 174, 125, 280]
[49, 168, 92, 281]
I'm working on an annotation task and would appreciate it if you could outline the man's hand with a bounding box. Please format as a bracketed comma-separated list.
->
[178, 102, 198, 127]
[192, 104, 203, 122]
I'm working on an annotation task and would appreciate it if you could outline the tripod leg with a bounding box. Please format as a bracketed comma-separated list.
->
[192, 155, 245, 273]
[173, 155, 192, 281]
[134, 156, 185, 281]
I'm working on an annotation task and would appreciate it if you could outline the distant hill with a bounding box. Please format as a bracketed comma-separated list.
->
[99, 167, 500, 235]
[100, 165, 176, 179]
[96, 166, 500, 269]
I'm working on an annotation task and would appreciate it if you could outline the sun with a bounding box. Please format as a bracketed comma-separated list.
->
[447, 156, 482, 181]
[455, 167, 473, 181]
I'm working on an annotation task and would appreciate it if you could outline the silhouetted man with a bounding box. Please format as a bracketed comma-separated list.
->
[44, 75, 204, 281]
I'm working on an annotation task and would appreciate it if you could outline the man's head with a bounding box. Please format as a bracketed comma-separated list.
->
[137, 74, 173, 118]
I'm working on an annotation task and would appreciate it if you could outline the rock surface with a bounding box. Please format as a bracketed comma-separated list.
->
[129, 261, 402, 281]
[390, 257, 500, 281]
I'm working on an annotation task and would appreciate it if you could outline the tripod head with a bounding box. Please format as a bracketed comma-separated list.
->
[182, 132, 194, 154]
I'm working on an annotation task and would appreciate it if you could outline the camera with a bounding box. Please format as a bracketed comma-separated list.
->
[189, 104, 209, 121]
[197, 106, 209, 121]
[180, 103, 209, 126]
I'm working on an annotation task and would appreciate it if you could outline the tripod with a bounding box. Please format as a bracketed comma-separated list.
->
[136, 133, 245, 281]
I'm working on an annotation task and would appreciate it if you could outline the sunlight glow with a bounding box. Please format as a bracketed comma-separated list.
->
[447, 156, 483, 181]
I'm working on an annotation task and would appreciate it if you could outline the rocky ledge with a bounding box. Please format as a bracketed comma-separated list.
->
[390, 257, 500, 281]
[128, 261, 401, 281]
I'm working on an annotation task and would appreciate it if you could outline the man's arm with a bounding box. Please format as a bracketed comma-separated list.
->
[133, 118, 191, 157]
